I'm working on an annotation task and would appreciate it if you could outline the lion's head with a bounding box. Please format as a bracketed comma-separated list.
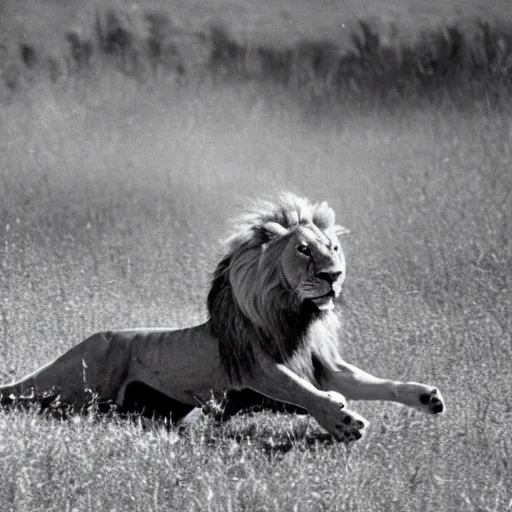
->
[208, 193, 348, 383]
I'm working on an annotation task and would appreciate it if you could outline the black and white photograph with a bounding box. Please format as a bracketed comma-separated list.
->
[0, 0, 510, 510]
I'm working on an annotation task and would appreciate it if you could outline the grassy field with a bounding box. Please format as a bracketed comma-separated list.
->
[1, 1, 512, 511]
[0, 70, 511, 511]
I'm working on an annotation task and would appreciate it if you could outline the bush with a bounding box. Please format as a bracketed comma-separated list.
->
[1, 0, 512, 103]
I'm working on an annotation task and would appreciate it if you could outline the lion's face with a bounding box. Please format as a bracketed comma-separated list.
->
[279, 224, 345, 311]
[211, 193, 348, 380]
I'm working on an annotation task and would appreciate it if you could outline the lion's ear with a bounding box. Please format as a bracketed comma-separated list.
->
[256, 222, 288, 244]
[334, 225, 350, 236]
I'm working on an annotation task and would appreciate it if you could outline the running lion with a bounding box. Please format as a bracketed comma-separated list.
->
[0, 193, 444, 441]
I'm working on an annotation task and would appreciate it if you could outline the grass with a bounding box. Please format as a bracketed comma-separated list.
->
[0, 69, 511, 511]
[1, 0, 512, 509]
[4, 0, 512, 49]
[3, 0, 512, 104]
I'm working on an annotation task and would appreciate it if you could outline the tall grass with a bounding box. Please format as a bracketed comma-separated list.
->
[0, 64, 511, 510]
[2, 0, 512, 104]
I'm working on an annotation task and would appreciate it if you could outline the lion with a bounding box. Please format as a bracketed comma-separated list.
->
[0, 193, 444, 441]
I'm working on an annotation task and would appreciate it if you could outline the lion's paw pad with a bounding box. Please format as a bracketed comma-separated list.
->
[419, 389, 444, 414]
[335, 411, 368, 442]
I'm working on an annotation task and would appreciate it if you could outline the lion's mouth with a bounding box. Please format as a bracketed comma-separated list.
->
[310, 291, 336, 311]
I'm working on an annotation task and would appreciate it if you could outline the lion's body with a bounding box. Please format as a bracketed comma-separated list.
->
[0, 193, 445, 440]
[0, 325, 230, 420]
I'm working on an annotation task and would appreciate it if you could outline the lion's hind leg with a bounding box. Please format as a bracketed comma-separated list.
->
[0, 331, 131, 411]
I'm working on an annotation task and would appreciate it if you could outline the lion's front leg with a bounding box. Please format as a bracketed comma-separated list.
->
[321, 360, 445, 415]
[239, 355, 369, 442]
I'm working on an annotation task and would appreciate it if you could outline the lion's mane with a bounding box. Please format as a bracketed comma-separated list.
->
[207, 193, 343, 384]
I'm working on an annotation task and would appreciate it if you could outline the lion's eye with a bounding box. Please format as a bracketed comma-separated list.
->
[296, 244, 311, 257]
[333, 245, 339, 252]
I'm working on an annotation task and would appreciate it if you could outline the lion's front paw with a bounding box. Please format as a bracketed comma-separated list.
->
[335, 408, 369, 442]
[419, 387, 444, 414]
[315, 391, 369, 442]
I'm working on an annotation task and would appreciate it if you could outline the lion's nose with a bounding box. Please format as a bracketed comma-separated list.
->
[316, 271, 342, 284]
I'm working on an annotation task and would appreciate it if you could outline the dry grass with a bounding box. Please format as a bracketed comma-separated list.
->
[2, 0, 512, 103]
[0, 67, 511, 510]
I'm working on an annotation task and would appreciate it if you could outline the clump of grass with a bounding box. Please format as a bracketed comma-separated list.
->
[2, 1, 512, 103]
[208, 18, 512, 104]
[0, 0, 195, 96]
